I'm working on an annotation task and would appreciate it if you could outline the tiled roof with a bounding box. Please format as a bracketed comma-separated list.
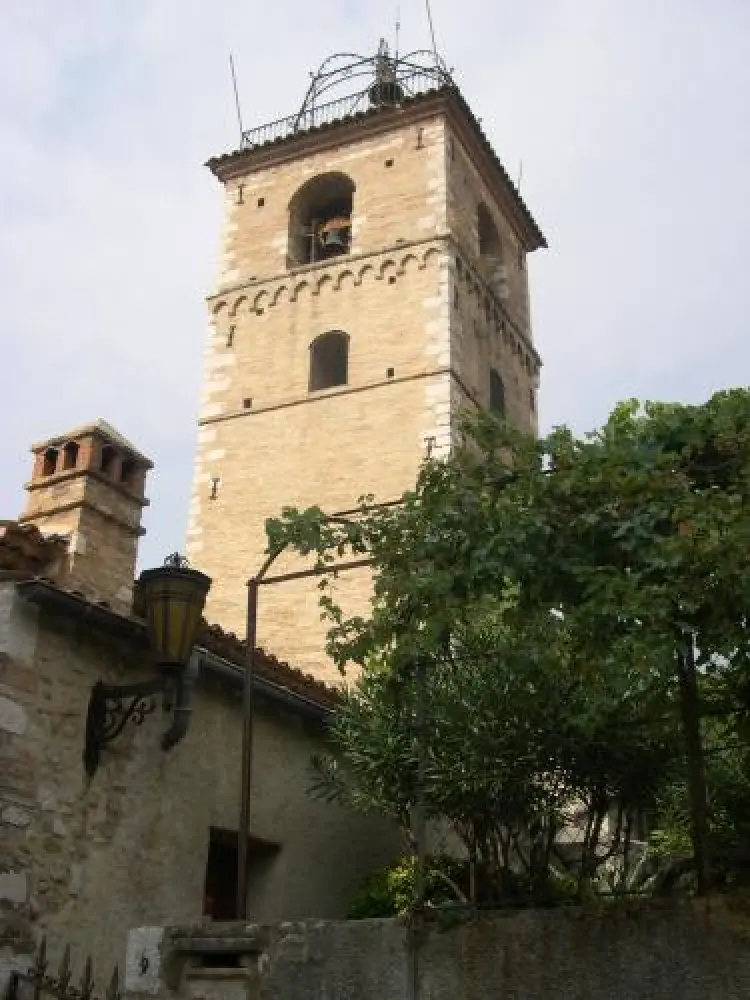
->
[13, 575, 340, 713]
[197, 620, 340, 710]
[0, 521, 67, 574]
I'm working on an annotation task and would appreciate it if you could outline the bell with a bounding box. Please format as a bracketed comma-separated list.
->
[368, 79, 404, 108]
[370, 38, 404, 107]
[321, 229, 347, 254]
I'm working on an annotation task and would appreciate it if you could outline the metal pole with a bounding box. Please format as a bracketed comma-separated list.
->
[231, 498, 404, 918]
[259, 556, 372, 587]
[407, 656, 428, 1000]
[676, 629, 711, 894]
[228, 54, 244, 144]
[414, 656, 427, 908]
[237, 578, 258, 919]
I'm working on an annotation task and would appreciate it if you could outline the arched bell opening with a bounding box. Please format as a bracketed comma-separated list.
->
[288, 172, 355, 267]
[478, 203, 505, 296]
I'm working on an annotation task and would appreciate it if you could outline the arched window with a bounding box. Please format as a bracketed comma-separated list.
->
[478, 203, 502, 260]
[309, 331, 349, 391]
[288, 173, 355, 267]
[478, 203, 506, 297]
[42, 448, 59, 476]
[62, 441, 79, 471]
[489, 368, 505, 415]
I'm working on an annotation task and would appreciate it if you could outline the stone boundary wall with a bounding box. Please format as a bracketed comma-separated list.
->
[125, 897, 750, 1000]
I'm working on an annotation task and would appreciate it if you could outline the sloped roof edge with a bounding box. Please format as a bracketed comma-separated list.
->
[13, 578, 339, 715]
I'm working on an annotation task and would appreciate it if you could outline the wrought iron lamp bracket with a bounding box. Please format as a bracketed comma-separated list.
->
[80, 553, 210, 778]
[83, 674, 169, 778]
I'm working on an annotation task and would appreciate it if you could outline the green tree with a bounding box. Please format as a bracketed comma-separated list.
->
[268, 388, 750, 896]
[310, 607, 679, 902]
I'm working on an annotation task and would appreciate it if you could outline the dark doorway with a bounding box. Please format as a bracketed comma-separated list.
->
[204, 828, 238, 920]
[203, 827, 279, 921]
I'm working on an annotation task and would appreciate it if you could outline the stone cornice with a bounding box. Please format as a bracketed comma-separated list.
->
[18, 497, 147, 538]
[198, 366, 475, 429]
[207, 235, 539, 372]
[207, 234, 446, 304]
[23, 466, 150, 509]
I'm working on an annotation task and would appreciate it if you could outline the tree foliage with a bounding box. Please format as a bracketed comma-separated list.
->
[267, 389, 750, 900]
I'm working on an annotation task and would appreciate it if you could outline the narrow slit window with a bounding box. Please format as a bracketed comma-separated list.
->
[478, 203, 502, 259]
[489, 368, 505, 415]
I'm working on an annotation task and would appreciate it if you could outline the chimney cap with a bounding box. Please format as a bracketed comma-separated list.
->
[30, 419, 153, 469]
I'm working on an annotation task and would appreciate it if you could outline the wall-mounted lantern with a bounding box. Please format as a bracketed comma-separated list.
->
[83, 554, 212, 776]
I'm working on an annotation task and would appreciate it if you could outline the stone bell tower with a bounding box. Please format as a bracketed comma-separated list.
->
[187, 42, 546, 682]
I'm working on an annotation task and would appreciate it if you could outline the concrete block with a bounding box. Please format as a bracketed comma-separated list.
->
[0, 871, 29, 905]
[0, 697, 27, 736]
[125, 927, 164, 995]
[1, 805, 32, 828]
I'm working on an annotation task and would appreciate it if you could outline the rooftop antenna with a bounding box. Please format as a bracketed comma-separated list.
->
[517, 159, 524, 191]
[424, 0, 440, 65]
[228, 53, 244, 146]
[394, 4, 401, 61]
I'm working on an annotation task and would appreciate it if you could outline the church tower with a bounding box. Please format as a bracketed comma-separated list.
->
[187, 44, 546, 682]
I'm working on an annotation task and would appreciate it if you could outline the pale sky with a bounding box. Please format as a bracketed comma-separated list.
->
[1, 1, 748, 569]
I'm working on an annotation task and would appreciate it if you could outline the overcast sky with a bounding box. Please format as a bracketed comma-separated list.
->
[1, 1, 748, 569]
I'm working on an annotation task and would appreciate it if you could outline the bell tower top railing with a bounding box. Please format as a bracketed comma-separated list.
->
[241, 41, 454, 150]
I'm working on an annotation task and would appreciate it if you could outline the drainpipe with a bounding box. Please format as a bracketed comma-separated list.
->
[160, 654, 199, 752]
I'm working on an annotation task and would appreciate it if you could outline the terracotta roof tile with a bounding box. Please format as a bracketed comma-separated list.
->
[197, 620, 341, 710]
[0, 521, 67, 574]
[13, 574, 340, 712]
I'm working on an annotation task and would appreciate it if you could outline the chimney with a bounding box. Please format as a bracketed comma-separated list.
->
[19, 420, 153, 614]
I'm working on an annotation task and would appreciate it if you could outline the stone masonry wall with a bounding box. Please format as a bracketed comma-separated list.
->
[25, 505, 140, 615]
[126, 898, 750, 1000]
[0, 583, 403, 978]
[446, 126, 539, 434]
[187, 113, 455, 680]
[21, 471, 145, 616]
[446, 128, 532, 336]
[188, 108, 539, 683]
[186, 248, 450, 682]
